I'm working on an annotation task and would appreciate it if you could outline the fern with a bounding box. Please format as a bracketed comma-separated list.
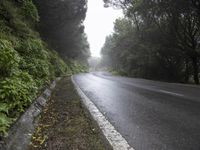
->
[0, 113, 12, 136]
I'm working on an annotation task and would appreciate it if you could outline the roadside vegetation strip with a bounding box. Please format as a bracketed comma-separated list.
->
[29, 77, 108, 150]
[72, 76, 135, 150]
[0, 78, 61, 150]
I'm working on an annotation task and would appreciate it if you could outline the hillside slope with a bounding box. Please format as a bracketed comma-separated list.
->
[0, 0, 76, 136]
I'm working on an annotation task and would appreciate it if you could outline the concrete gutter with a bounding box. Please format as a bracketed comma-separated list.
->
[0, 77, 61, 150]
[71, 76, 135, 150]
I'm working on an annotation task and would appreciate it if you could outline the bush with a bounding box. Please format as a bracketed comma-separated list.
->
[49, 51, 67, 77]
[0, 0, 34, 38]
[17, 39, 51, 87]
[17, 39, 48, 59]
[0, 72, 37, 114]
[0, 71, 37, 136]
[0, 40, 20, 77]
[0, 102, 12, 136]
[0, 108, 12, 136]
[0, 20, 12, 34]
[0, 0, 68, 137]
[21, 0, 39, 22]
[68, 60, 88, 74]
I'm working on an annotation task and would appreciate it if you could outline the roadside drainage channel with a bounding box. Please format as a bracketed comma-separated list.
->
[0, 77, 61, 150]
[71, 76, 135, 150]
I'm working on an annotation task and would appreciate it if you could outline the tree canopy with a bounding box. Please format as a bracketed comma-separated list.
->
[102, 0, 200, 84]
[33, 0, 90, 62]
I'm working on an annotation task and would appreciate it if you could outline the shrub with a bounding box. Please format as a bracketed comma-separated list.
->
[17, 39, 51, 87]
[69, 60, 88, 74]
[0, 0, 68, 137]
[0, 71, 37, 114]
[49, 51, 67, 77]
[0, 71, 37, 136]
[0, 103, 12, 136]
[0, 0, 34, 38]
[0, 40, 20, 77]
[21, 0, 39, 22]
[17, 39, 48, 59]
[0, 20, 12, 34]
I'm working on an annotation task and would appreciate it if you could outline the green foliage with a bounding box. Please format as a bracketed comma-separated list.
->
[0, 0, 88, 137]
[0, 112, 12, 136]
[0, 103, 9, 114]
[0, 71, 37, 136]
[109, 69, 128, 76]
[0, 0, 68, 137]
[0, 20, 11, 34]
[102, 1, 200, 83]
[0, 103, 11, 136]
[0, 40, 20, 77]
[12, 18, 33, 38]
[17, 39, 51, 87]
[0, 0, 35, 38]
[0, 72, 37, 113]
[34, 0, 90, 59]
[17, 39, 48, 59]
[49, 51, 67, 77]
[21, 0, 39, 22]
[69, 60, 89, 74]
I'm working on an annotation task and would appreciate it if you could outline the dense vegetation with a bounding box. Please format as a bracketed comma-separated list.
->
[33, 0, 90, 62]
[101, 0, 200, 84]
[0, 0, 89, 136]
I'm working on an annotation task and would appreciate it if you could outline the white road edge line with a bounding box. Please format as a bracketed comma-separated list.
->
[159, 90, 184, 97]
[71, 76, 135, 150]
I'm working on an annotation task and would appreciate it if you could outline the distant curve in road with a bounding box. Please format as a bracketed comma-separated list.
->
[73, 72, 200, 150]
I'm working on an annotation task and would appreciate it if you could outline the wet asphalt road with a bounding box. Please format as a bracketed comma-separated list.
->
[73, 72, 200, 150]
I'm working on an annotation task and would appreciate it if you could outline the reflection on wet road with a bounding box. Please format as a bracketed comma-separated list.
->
[73, 72, 200, 150]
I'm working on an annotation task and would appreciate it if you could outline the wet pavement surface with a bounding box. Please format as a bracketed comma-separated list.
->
[73, 72, 200, 150]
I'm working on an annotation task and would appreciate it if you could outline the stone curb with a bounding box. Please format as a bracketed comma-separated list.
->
[0, 77, 61, 150]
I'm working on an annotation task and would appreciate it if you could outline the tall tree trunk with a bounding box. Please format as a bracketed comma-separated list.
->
[192, 57, 199, 84]
[184, 58, 189, 83]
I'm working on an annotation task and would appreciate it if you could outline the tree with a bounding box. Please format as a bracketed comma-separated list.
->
[33, 0, 90, 62]
[102, 0, 200, 84]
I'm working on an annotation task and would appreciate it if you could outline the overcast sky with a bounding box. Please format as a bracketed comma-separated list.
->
[84, 0, 123, 57]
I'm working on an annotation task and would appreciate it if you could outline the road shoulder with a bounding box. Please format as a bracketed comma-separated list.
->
[29, 77, 108, 150]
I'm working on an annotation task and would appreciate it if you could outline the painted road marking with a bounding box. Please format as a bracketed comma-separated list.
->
[159, 90, 184, 97]
[72, 76, 135, 150]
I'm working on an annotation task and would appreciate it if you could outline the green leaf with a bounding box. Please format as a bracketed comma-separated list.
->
[0, 103, 9, 114]
[0, 113, 12, 127]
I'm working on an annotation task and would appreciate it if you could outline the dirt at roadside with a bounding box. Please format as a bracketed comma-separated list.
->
[29, 77, 110, 150]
